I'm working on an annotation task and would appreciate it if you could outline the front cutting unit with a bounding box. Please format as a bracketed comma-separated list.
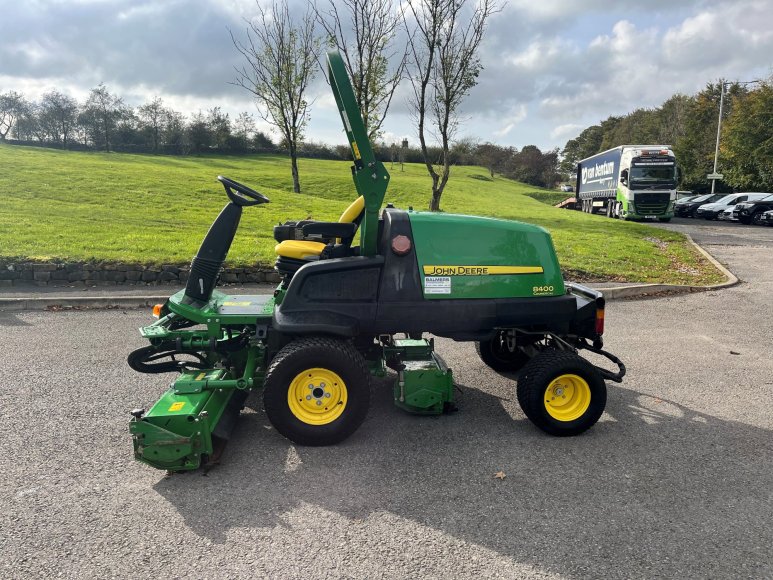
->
[128, 51, 625, 472]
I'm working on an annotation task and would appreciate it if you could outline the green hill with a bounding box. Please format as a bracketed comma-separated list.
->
[0, 144, 722, 284]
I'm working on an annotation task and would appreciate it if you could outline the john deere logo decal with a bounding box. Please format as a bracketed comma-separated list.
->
[423, 265, 544, 276]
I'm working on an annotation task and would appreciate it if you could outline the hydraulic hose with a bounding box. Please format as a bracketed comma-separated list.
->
[127, 332, 249, 374]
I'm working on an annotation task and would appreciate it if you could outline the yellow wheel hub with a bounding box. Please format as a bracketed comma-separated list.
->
[544, 374, 591, 422]
[287, 368, 348, 425]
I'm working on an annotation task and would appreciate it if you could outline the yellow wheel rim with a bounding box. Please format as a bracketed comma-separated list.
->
[287, 368, 348, 425]
[544, 374, 591, 422]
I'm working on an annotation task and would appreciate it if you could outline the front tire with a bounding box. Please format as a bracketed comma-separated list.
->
[263, 337, 370, 446]
[516, 351, 606, 436]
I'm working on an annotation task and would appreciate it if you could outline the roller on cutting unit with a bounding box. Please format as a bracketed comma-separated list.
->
[127, 51, 625, 473]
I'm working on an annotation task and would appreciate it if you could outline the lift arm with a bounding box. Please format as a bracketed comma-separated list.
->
[327, 51, 390, 257]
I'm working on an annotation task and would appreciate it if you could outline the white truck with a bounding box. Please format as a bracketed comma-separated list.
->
[575, 145, 679, 221]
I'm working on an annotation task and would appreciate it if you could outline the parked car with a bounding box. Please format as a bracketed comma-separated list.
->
[761, 209, 773, 227]
[695, 193, 769, 220]
[559, 184, 574, 192]
[675, 193, 724, 217]
[733, 193, 773, 225]
[674, 195, 699, 209]
[718, 207, 737, 221]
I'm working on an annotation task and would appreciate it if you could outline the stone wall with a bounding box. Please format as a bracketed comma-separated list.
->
[0, 260, 280, 287]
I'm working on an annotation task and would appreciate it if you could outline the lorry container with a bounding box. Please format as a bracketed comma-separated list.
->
[575, 146, 678, 221]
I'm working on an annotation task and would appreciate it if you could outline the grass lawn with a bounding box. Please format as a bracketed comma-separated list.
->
[523, 190, 573, 206]
[0, 144, 724, 284]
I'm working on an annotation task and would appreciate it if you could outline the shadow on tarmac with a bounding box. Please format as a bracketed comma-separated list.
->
[153, 374, 771, 578]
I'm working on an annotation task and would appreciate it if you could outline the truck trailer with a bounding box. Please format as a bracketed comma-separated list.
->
[575, 146, 678, 221]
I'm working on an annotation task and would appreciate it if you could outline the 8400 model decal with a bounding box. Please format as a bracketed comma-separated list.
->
[423, 265, 544, 276]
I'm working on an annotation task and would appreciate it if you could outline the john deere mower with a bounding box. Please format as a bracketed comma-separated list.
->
[128, 52, 625, 472]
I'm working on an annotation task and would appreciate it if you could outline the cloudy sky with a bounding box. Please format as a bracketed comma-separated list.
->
[1, 0, 771, 150]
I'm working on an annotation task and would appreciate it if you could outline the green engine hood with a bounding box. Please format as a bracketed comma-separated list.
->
[407, 211, 565, 299]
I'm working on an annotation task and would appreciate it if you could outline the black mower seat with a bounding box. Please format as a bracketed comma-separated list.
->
[274, 196, 364, 261]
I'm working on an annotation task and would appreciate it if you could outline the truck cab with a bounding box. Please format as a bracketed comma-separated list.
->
[618, 146, 678, 220]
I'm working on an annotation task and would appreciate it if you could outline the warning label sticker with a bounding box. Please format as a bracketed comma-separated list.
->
[424, 276, 451, 294]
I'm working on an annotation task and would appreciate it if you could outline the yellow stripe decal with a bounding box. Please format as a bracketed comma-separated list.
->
[423, 265, 544, 276]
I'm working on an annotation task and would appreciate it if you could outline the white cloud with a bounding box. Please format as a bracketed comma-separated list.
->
[550, 123, 584, 141]
[492, 105, 527, 137]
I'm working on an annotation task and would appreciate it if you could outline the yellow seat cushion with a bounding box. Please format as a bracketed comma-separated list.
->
[275, 240, 327, 260]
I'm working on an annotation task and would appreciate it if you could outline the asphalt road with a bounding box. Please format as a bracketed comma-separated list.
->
[1, 219, 772, 579]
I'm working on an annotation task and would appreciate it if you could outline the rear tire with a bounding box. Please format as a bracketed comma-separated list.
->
[263, 337, 370, 446]
[516, 351, 606, 436]
[751, 211, 765, 226]
[476, 334, 531, 373]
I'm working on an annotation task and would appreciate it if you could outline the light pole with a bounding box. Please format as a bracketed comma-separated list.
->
[710, 79, 760, 194]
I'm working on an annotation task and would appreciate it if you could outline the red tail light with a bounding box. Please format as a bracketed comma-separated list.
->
[595, 307, 605, 335]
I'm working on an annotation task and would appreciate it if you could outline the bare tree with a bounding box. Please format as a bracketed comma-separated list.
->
[232, 0, 320, 193]
[138, 97, 168, 153]
[0, 91, 27, 140]
[405, 0, 497, 211]
[314, 0, 407, 141]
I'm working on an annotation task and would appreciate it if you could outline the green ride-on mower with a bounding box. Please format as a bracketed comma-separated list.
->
[128, 51, 626, 472]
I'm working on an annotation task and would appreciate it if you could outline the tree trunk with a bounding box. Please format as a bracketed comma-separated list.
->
[290, 148, 301, 193]
[429, 189, 442, 211]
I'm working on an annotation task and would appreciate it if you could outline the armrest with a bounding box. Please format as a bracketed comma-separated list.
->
[301, 222, 357, 238]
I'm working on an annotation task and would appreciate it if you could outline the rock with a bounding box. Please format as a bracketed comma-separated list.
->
[33, 263, 58, 272]
[68, 271, 87, 282]
[51, 270, 69, 280]
[0, 269, 20, 280]
[158, 271, 178, 282]
[106, 271, 126, 283]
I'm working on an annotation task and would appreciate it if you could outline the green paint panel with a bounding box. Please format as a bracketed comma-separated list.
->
[385, 338, 454, 415]
[408, 211, 565, 299]
[165, 289, 275, 327]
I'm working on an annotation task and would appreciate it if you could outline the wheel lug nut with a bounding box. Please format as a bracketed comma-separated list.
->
[325, 393, 331, 398]
[316, 400, 322, 406]
[306, 395, 312, 400]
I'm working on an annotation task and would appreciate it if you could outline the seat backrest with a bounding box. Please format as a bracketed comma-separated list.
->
[336, 196, 365, 245]
[338, 196, 365, 224]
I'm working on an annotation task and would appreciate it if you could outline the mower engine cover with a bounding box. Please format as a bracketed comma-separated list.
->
[407, 211, 565, 299]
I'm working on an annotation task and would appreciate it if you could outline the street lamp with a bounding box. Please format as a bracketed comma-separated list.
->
[710, 79, 761, 193]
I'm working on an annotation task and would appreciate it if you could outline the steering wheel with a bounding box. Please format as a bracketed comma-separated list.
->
[217, 175, 270, 206]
